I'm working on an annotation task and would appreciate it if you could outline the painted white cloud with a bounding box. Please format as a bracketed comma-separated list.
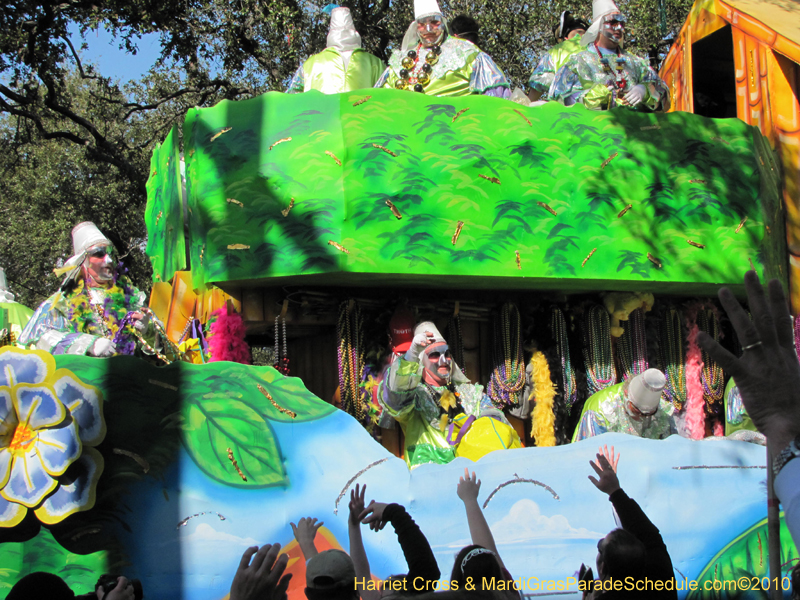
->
[181, 522, 259, 547]
[490, 499, 602, 544]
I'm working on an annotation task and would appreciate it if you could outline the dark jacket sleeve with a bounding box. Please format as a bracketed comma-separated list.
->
[609, 489, 677, 600]
[384, 503, 441, 587]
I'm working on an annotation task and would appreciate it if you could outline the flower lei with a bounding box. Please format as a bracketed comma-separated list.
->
[66, 271, 138, 355]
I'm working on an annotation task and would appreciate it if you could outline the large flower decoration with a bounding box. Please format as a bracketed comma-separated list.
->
[0, 347, 105, 527]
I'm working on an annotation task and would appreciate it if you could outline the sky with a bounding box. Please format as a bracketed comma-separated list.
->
[67, 23, 163, 83]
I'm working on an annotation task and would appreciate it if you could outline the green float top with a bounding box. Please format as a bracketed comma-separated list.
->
[145, 89, 784, 295]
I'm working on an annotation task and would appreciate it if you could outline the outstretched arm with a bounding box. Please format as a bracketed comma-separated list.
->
[289, 517, 322, 560]
[697, 270, 800, 548]
[348, 485, 379, 600]
[457, 468, 504, 569]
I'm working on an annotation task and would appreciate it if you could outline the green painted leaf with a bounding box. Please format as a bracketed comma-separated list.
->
[688, 514, 798, 600]
[182, 396, 286, 487]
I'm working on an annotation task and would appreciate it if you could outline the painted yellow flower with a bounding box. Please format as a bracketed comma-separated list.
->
[0, 348, 105, 527]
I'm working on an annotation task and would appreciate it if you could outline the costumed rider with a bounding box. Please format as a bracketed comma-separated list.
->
[375, 0, 510, 97]
[286, 7, 385, 94]
[573, 368, 674, 442]
[550, 0, 669, 111]
[528, 11, 590, 102]
[382, 321, 521, 468]
[18, 222, 155, 357]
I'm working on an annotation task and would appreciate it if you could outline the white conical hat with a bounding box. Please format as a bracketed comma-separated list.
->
[71, 222, 112, 257]
[628, 368, 666, 414]
[327, 7, 362, 51]
[415, 0, 442, 20]
[413, 320, 469, 384]
[414, 321, 445, 343]
[55, 222, 115, 280]
[581, 0, 621, 45]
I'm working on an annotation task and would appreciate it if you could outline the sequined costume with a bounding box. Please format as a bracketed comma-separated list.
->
[528, 37, 584, 101]
[286, 48, 385, 94]
[375, 37, 510, 98]
[382, 357, 519, 468]
[551, 43, 669, 110]
[572, 381, 674, 442]
[18, 284, 149, 356]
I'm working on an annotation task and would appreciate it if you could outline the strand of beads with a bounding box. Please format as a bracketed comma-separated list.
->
[337, 301, 365, 422]
[697, 308, 724, 411]
[660, 308, 687, 411]
[487, 303, 526, 408]
[582, 305, 616, 395]
[396, 44, 441, 93]
[551, 307, 578, 415]
[447, 312, 466, 375]
[617, 308, 648, 381]
[272, 315, 290, 375]
[595, 43, 627, 97]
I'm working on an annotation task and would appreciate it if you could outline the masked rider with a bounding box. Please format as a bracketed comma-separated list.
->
[375, 0, 510, 97]
[19, 222, 154, 357]
[287, 7, 385, 94]
[551, 0, 669, 110]
[382, 322, 520, 468]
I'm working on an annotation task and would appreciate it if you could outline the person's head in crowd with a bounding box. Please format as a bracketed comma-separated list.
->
[304, 549, 358, 600]
[553, 10, 589, 42]
[450, 15, 480, 46]
[7, 572, 75, 600]
[595, 528, 647, 582]
[450, 545, 505, 591]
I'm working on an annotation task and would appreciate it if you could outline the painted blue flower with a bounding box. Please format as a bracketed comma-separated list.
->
[0, 348, 105, 527]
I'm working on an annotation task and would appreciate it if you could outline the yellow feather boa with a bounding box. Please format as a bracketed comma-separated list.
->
[530, 351, 557, 447]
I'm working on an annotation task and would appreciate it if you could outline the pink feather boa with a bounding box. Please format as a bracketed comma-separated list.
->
[208, 306, 252, 364]
[684, 313, 706, 440]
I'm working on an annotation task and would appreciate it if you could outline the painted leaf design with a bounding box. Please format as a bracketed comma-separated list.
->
[182, 396, 286, 487]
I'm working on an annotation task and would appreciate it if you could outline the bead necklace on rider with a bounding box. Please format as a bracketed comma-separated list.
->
[595, 43, 627, 93]
[396, 43, 442, 93]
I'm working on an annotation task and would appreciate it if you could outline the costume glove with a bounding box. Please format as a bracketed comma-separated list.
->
[90, 338, 117, 357]
[623, 84, 646, 106]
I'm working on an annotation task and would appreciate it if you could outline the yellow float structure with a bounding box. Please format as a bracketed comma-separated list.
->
[661, 0, 800, 305]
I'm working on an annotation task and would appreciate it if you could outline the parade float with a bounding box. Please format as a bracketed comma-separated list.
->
[2, 84, 797, 600]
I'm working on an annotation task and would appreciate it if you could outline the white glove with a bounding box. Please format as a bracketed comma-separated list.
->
[404, 331, 433, 363]
[623, 84, 646, 107]
[132, 311, 150, 333]
[90, 338, 117, 357]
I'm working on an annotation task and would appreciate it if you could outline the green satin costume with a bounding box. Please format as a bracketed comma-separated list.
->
[528, 37, 584, 100]
[287, 48, 385, 94]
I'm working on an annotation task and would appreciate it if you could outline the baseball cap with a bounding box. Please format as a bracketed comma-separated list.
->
[305, 550, 356, 589]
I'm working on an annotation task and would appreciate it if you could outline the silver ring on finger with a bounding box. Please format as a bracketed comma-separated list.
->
[742, 341, 763, 351]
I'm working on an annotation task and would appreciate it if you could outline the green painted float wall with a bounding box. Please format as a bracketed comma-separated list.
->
[145, 90, 785, 295]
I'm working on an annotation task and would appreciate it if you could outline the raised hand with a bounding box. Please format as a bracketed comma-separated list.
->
[405, 331, 434, 362]
[598, 445, 619, 473]
[349, 484, 367, 527]
[588, 452, 621, 496]
[697, 271, 800, 455]
[457, 468, 481, 503]
[290, 517, 323, 559]
[230, 543, 292, 600]
[360, 500, 390, 531]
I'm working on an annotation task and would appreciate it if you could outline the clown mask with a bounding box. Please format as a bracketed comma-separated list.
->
[601, 13, 626, 46]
